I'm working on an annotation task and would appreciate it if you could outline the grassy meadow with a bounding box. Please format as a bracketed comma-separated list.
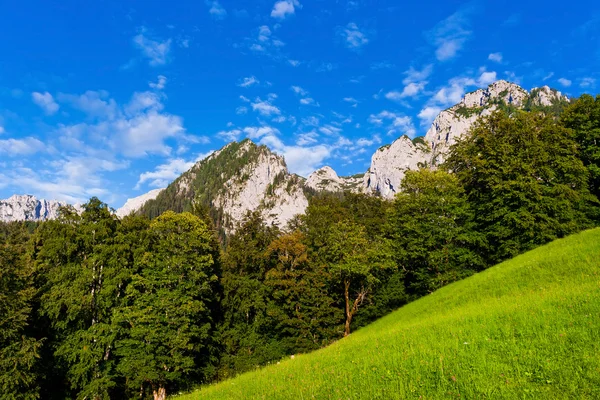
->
[177, 228, 600, 399]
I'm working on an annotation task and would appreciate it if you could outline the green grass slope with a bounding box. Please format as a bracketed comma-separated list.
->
[179, 229, 600, 399]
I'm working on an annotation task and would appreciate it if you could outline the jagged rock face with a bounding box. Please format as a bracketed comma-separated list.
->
[306, 166, 363, 193]
[425, 80, 528, 165]
[529, 86, 568, 107]
[140, 139, 309, 234]
[0, 195, 66, 222]
[363, 136, 429, 199]
[214, 141, 307, 230]
[116, 188, 164, 218]
[362, 80, 568, 198]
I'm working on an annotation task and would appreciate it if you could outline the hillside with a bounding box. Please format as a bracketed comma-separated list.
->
[178, 228, 600, 399]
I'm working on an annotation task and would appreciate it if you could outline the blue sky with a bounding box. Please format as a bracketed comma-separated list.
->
[1, 0, 599, 207]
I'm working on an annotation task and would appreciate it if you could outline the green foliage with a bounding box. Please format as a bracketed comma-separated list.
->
[388, 169, 484, 295]
[453, 105, 484, 119]
[561, 94, 600, 203]
[325, 221, 395, 336]
[177, 228, 600, 400]
[114, 211, 220, 398]
[0, 222, 42, 400]
[445, 110, 593, 264]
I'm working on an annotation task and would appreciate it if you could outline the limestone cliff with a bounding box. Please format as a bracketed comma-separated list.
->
[0, 195, 67, 222]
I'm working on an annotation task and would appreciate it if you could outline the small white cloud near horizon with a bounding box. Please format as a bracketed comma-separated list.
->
[271, 0, 301, 19]
[580, 77, 596, 88]
[488, 52, 503, 63]
[558, 77, 572, 87]
[32, 91, 59, 115]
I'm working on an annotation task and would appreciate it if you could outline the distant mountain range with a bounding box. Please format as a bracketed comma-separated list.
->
[1, 80, 568, 229]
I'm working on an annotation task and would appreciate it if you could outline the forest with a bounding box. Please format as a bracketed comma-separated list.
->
[2, 95, 600, 400]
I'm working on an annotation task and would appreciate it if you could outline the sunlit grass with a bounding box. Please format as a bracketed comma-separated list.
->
[177, 228, 600, 399]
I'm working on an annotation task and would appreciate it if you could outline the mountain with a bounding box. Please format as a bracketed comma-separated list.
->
[116, 188, 164, 218]
[1, 80, 570, 226]
[138, 139, 308, 235]
[0, 195, 68, 222]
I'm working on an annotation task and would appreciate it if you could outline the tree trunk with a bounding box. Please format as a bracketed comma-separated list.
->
[153, 386, 166, 400]
[344, 280, 352, 337]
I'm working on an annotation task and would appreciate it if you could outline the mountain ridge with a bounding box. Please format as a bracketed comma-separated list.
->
[1, 80, 570, 227]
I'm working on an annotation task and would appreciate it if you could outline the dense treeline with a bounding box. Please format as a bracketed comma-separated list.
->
[2, 97, 600, 399]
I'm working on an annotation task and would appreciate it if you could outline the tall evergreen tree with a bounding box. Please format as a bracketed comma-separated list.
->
[0, 223, 42, 400]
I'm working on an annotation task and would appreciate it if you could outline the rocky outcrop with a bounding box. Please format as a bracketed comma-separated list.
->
[529, 86, 568, 107]
[116, 188, 164, 218]
[363, 136, 429, 198]
[363, 80, 569, 198]
[0, 195, 67, 222]
[306, 166, 363, 193]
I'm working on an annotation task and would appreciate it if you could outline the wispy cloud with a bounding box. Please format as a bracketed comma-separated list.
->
[206, 0, 227, 19]
[271, 0, 301, 19]
[136, 158, 195, 189]
[0, 137, 46, 155]
[558, 77, 572, 87]
[368, 110, 416, 137]
[340, 22, 369, 50]
[238, 76, 260, 88]
[133, 28, 171, 66]
[251, 97, 281, 116]
[32, 91, 59, 115]
[488, 52, 503, 63]
[426, 8, 472, 61]
[580, 77, 596, 88]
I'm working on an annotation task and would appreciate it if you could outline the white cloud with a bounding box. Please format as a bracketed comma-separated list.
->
[296, 131, 318, 145]
[300, 97, 316, 105]
[0, 137, 46, 155]
[319, 124, 342, 136]
[243, 126, 280, 139]
[418, 106, 442, 126]
[580, 77, 596, 88]
[427, 10, 472, 61]
[238, 76, 260, 88]
[478, 71, 497, 86]
[57, 90, 118, 119]
[341, 22, 368, 50]
[368, 111, 416, 136]
[288, 59, 300, 67]
[251, 98, 281, 116]
[136, 158, 195, 189]
[291, 86, 308, 96]
[403, 65, 433, 85]
[543, 72, 554, 81]
[558, 78, 572, 87]
[236, 106, 248, 115]
[343, 97, 358, 106]
[271, 0, 301, 19]
[217, 129, 242, 141]
[149, 75, 167, 90]
[488, 52, 503, 63]
[32, 91, 59, 115]
[386, 81, 427, 101]
[260, 134, 330, 176]
[206, 0, 227, 19]
[133, 29, 171, 66]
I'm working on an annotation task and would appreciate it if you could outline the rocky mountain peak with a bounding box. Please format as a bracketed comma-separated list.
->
[0, 194, 67, 222]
